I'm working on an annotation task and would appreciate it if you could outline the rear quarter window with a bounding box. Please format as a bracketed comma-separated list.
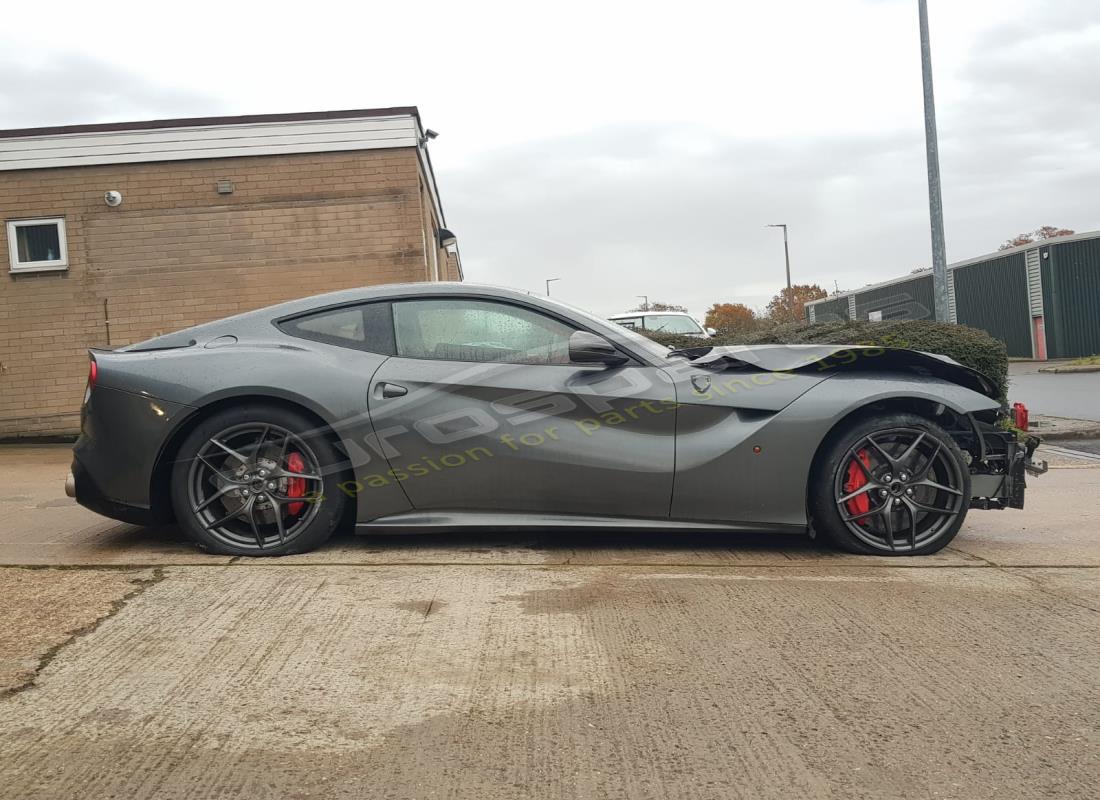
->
[279, 302, 395, 354]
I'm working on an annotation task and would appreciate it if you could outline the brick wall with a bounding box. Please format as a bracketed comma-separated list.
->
[444, 250, 462, 281]
[0, 147, 446, 437]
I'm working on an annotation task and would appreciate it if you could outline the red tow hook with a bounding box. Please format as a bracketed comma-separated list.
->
[286, 452, 306, 515]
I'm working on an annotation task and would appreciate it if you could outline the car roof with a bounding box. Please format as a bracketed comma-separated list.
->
[263, 281, 528, 315]
[120, 282, 674, 365]
[125, 282, 564, 342]
[607, 311, 696, 319]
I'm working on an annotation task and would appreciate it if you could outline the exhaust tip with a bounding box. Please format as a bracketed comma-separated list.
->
[65, 471, 76, 498]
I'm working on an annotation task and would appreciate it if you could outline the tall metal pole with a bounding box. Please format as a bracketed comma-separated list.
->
[545, 278, 560, 296]
[919, 0, 950, 322]
[637, 295, 649, 311]
[766, 224, 792, 291]
[766, 224, 793, 313]
[781, 226, 791, 292]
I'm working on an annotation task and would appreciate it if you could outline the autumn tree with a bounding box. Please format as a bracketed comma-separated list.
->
[704, 302, 756, 335]
[765, 284, 827, 323]
[629, 300, 688, 312]
[999, 226, 1075, 250]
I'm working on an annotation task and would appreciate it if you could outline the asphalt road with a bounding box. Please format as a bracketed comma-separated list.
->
[2, 445, 1099, 799]
[1008, 361, 1100, 421]
[1051, 438, 1100, 456]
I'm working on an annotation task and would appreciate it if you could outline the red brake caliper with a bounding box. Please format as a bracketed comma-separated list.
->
[844, 449, 872, 524]
[286, 452, 306, 515]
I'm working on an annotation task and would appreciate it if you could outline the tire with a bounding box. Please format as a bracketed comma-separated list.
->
[170, 404, 347, 556]
[809, 412, 971, 556]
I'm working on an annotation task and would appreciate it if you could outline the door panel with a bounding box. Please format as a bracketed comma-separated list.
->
[365, 358, 676, 518]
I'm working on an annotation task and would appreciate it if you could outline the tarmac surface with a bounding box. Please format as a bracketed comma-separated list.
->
[1050, 438, 1100, 456]
[1, 444, 1098, 799]
[1008, 360, 1100, 422]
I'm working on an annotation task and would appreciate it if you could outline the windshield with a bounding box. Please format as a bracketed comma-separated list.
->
[644, 314, 704, 334]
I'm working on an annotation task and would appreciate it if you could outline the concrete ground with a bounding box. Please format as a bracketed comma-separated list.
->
[1, 444, 1098, 799]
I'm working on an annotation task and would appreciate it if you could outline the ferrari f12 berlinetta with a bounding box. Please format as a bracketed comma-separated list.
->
[68, 283, 1044, 556]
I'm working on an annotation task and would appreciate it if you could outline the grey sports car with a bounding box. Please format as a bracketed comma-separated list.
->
[68, 282, 1044, 557]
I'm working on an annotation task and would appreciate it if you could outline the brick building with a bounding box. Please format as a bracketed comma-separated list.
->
[0, 107, 461, 437]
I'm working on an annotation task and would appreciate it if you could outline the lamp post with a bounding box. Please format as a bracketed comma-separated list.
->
[765, 224, 792, 293]
[918, 0, 950, 322]
[545, 278, 560, 296]
[636, 295, 649, 311]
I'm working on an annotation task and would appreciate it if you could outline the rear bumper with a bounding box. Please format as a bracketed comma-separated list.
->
[72, 384, 193, 522]
[68, 456, 158, 525]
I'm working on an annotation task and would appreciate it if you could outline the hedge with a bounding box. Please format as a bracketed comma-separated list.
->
[642, 319, 1009, 400]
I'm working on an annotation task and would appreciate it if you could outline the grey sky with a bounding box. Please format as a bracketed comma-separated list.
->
[2, 0, 1097, 316]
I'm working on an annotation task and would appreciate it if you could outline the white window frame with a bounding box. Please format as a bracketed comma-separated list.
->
[7, 217, 69, 273]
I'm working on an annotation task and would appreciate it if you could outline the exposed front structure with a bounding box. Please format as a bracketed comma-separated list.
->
[0, 108, 461, 437]
[806, 230, 1100, 360]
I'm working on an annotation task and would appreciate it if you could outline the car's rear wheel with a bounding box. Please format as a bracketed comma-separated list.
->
[170, 404, 347, 556]
[810, 412, 971, 556]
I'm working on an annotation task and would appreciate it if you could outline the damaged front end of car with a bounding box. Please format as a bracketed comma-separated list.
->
[956, 410, 1047, 510]
[668, 343, 1048, 512]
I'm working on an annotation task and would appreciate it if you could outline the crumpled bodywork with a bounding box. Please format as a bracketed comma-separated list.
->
[670, 344, 1000, 401]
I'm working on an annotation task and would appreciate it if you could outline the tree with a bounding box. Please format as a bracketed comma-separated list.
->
[765, 284, 827, 323]
[629, 300, 688, 312]
[999, 226, 1074, 250]
[704, 302, 756, 335]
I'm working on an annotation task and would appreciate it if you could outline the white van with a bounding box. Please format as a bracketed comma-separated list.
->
[607, 311, 716, 338]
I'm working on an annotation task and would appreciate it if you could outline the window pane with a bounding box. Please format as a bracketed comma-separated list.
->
[280, 303, 395, 354]
[644, 314, 703, 334]
[613, 317, 643, 330]
[394, 299, 578, 364]
[295, 307, 365, 341]
[16, 224, 61, 263]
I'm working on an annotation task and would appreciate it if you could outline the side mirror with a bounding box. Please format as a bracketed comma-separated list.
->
[705, 327, 718, 338]
[569, 331, 628, 365]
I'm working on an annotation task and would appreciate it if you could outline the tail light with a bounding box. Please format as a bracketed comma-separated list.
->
[84, 355, 97, 405]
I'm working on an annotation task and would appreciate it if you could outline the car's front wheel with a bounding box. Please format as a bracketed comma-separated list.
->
[170, 404, 347, 556]
[810, 412, 971, 556]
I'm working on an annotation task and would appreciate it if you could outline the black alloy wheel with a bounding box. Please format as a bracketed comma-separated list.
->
[171, 405, 346, 555]
[811, 413, 971, 556]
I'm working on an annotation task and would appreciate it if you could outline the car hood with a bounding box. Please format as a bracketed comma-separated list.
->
[669, 344, 1000, 400]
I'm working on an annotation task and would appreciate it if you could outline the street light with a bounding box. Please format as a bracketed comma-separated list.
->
[636, 295, 649, 311]
[765, 224, 792, 293]
[918, 0, 950, 322]
[545, 278, 560, 296]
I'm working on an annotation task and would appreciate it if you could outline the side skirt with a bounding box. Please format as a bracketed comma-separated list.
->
[356, 511, 807, 535]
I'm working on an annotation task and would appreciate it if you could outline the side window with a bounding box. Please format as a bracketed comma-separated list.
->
[393, 299, 579, 365]
[280, 302, 395, 354]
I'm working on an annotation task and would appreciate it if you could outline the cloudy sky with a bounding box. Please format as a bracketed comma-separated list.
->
[2, 0, 1097, 316]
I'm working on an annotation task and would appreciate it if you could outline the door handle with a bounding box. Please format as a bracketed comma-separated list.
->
[377, 381, 408, 399]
